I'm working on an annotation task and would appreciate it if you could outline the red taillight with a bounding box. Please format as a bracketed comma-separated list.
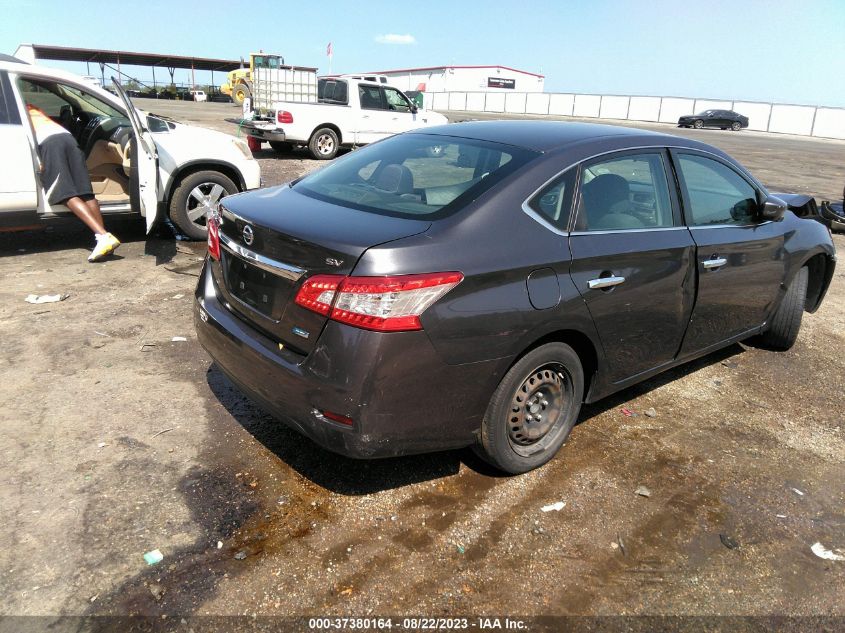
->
[277, 110, 294, 124]
[294, 274, 343, 315]
[207, 216, 220, 260]
[294, 272, 463, 332]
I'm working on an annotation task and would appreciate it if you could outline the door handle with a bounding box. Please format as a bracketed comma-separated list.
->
[702, 257, 727, 270]
[588, 275, 626, 290]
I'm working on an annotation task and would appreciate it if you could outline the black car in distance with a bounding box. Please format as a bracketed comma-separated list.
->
[678, 109, 749, 130]
[195, 121, 835, 474]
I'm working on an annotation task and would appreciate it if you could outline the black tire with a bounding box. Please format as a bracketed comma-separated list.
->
[308, 127, 339, 160]
[269, 141, 293, 153]
[693, 119, 704, 129]
[475, 343, 584, 474]
[169, 170, 238, 240]
[730, 121, 742, 131]
[756, 267, 808, 350]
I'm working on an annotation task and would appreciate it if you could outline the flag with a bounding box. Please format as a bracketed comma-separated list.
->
[327, 42, 333, 58]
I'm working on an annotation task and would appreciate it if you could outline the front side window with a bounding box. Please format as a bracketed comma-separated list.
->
[574, 153, 674, 231]
[358, 85, 385, 110]
[383, 87, 412, 112]
[293, 133, 537, 220]
[676, 154, 759, 226]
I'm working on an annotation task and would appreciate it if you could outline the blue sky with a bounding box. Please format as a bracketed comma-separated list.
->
[2, 0, 844, 106]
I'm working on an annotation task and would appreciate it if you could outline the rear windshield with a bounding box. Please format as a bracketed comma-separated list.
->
[293, 133, 538, 220]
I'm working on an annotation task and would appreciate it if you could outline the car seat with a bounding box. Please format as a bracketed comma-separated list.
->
[372, 164, 414, 195]
[579, 173, 643, 230]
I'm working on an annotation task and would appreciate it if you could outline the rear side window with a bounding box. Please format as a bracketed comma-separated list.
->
[676, 154, 758, 226]
[294, 133, 538, 220]
[528, 170, 575, 230]
[359, 85, 385, 110]
[318, 79, 348, 105]
[574, 153, 674, 231]
[0, 72, 21, 124]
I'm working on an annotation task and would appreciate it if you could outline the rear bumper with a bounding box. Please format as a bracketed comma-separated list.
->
[194, 260, 496, 458]
[241, 120, 287, 142]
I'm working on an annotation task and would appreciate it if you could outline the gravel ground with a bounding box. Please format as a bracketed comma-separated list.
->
[0, 101, 843, 627]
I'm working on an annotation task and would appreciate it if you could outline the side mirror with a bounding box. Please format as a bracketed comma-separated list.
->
[410, 104, 418, 114]
[760, 195, 787, 221]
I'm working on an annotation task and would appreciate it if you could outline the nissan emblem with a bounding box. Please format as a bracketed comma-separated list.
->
[242, 224, 254, 246]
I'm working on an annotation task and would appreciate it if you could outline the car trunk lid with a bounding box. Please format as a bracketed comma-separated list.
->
[214, 185, 430, 354]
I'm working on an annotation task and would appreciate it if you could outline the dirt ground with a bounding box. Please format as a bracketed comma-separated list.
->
[0, 101, 843, 628]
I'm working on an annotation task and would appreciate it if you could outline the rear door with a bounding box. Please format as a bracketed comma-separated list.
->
[672, 150, 786, 355]
[111, 78, 159, 232]
[568, 150, 696, 383]
[0, 71, 38, 214]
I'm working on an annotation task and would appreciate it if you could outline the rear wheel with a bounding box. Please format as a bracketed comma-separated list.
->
[475, 343, 584, 474]
[731, 121, 742, 131]
[169, 170, 238, 240]
[693, 119, 704, 129]
[755, 267, 808, 350]
[269, 141, 293, 153]
[308, 127, 339, 160]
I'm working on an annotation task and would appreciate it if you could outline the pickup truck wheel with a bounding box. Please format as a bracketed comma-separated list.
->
[475, 343, 584, 474]
[309, 128, 339, 160]
[169, 170, 238, 240]
[269, 141, 293, 153]
[755, 266, 808, 350]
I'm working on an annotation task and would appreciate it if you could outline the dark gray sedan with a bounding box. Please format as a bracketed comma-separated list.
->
[195, 121, 835, 473]
[678, 109, 749, 130]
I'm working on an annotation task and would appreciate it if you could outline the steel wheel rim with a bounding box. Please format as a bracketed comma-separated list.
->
[186, 182, 228, 226]
[507, 362, 571, 456]
[317, 134, 335, 155]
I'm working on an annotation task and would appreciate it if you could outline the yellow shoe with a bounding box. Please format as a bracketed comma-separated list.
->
[88, 233, 121, 262]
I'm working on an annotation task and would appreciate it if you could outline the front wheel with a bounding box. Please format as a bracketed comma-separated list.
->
[308, 127, 339, 160]
[755, 266, 808, 350]
[730, 121, 742, 131]
[475, 343, 584, 474]
[169, 170, 238, 240]
[693, 119, 704, 129]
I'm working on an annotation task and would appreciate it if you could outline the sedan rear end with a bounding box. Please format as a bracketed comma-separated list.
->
[195, 132, 537, 457]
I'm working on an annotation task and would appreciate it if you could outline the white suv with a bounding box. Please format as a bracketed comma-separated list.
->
[0, 56, 260, 239]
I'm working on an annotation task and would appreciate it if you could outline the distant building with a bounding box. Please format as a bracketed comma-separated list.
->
[362, 65, 545, 93]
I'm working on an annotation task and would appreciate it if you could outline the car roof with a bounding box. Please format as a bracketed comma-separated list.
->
[414, 119, 699, 153]
[0, 59, 127, 111]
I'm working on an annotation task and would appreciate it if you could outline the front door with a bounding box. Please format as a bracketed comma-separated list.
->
[382, 86, 418, 135]
[356, 83, 393, 143]
[112, 78, 159, 232]
[568, 150, 696, 383]
[672, 151, 786, 355]
[0, 71, 37, 214]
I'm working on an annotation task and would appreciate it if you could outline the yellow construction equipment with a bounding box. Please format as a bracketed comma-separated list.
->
[221, 53, 282, 105]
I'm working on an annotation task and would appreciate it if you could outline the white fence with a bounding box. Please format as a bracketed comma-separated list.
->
[424, 91, 845, 140]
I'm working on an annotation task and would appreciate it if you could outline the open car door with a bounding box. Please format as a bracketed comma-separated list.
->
[111, 77, 158, 233]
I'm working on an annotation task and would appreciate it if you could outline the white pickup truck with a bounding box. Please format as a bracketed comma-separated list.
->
[240, 77, 448, 159]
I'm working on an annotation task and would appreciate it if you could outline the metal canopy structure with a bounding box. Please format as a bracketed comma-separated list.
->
[17, 44, 241, 72]
[14, 44, 243, 91]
